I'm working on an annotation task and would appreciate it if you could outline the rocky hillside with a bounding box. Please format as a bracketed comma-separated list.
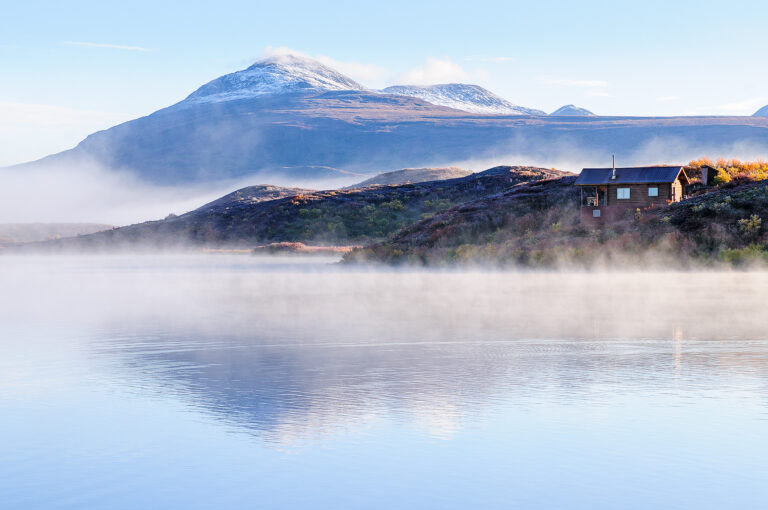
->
[348, 177, 768, 268]
[194, 184, 315, 214]
[349, 167, 472, 188]
[21, 166, 568, 250]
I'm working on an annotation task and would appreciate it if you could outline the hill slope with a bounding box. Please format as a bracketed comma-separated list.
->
[754, 105, 768, 117]
[349, 167, 472, 188]
[348, 178, 768, 268]
[21, 167, 568, 250]
[193, 184, 315, 214]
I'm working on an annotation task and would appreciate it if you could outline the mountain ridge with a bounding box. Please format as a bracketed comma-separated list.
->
[348, 167, 472, 188]
[4, 54, 768, 186]
[381, 84, 544, 115]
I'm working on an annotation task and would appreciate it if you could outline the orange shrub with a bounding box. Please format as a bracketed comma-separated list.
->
[687, 157, 768, 183]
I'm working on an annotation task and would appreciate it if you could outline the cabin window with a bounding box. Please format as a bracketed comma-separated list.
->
[617, 188, 630, 200]
[648, 187, 659, 197]
[592, 209, 601, 218]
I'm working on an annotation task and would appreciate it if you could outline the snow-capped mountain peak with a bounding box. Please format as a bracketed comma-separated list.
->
[549, 104, 596, 116]
[754, 105, 768, 117]
[380, 84, 545, 115]
[184, 54, 365, 104]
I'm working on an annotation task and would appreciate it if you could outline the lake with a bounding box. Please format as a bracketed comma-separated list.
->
[1, 255, 767, 509]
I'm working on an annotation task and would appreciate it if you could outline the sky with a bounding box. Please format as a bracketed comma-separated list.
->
[1, 0, 767, 166]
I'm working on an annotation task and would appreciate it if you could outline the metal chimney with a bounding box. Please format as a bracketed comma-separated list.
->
[611, 155, 616, 180]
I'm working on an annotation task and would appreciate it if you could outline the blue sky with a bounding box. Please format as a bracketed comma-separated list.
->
[1, 0, 767, 166]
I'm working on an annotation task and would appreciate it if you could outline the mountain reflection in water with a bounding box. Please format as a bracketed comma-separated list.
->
[41, 256, 766, 442]
[91, 332, 768, 444]
[2, 255, 768, 509]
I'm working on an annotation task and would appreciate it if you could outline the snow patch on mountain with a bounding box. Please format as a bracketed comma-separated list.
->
[380, 84, 545, 115]
[754, 105, 768, 117]
[180, 55, 547, 115]
[549, 104, 596, 116]
[184, 54, 366, 104]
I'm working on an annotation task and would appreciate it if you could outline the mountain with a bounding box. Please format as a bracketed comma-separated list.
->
[754, 105, 768, 117]
[380, 84, 544, 115]
[19, 167, 568, 250]
[184, 54, 365, 104]
[6, 54, 768, 186]
[550, 104, 596, 116]
[348, 167, 472, 188]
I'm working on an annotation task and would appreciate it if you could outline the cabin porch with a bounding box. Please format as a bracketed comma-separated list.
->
[580, 186, 607, 207]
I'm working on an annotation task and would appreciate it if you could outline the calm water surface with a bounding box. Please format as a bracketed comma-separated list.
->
[1, 255, 767, 509]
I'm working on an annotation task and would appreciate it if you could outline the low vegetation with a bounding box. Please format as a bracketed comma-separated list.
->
[347, 172, 768, 269]
[17, 157, 768, 268]
[22, 167, 566, 250]
[686, 158, 768, 186]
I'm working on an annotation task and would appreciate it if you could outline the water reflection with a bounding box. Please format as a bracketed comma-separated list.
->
[51, 259, 767, 444]
[91, 332, 768, 442]
[4, 257, 768, 440]
[3, 256, 768, 508]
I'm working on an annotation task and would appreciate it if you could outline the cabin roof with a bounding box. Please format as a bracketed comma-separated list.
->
[575, 166, 688, 185]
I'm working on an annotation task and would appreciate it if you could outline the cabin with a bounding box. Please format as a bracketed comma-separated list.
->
[575, 165, 689, 224]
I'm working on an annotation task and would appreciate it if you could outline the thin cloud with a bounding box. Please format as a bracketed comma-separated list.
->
[540, 77, 611, 99]
[0, 101, 132, 166]
[464, 55, 515, 63]
[63, 41, 151, 52]
[657, 96, 680, 102]
[314, 56, 388, 88]
[0, 101, 129, 127]
[692, 97, 767, 116]
[541, 78, 609, 88]
[397, 58, 475, 86]
[713, 98, 766, 113]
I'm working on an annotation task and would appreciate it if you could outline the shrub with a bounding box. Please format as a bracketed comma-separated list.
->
[424, 198, 452, 211]
[688, 157, 768, 184]
[713, 168, 731, 185]
[719, 244, 768, 266]
[382, 199, 405, 211]
[738, 215, 762, 238]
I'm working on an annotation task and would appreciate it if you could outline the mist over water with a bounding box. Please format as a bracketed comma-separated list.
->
[2, 255, 768, 509]
[0, 161, 357, 225]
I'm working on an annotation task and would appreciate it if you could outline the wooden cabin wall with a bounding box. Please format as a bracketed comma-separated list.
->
[671, 178, 684, 202]
[605, 183, 673, 207]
